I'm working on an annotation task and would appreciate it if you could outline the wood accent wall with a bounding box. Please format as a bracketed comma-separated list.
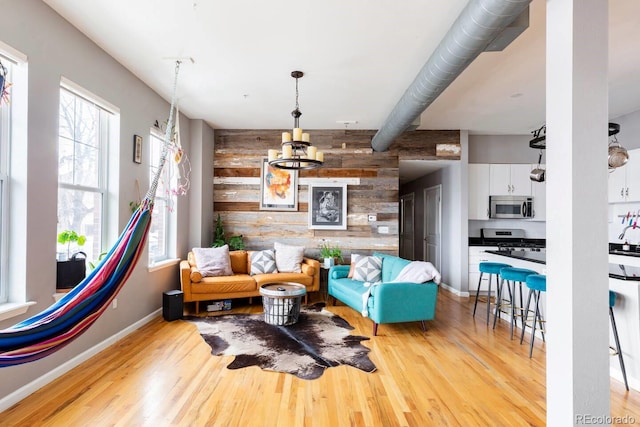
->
[214, 129, 459, 260]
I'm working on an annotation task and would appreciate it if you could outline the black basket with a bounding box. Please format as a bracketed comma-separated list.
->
[56, 252, 87, 289]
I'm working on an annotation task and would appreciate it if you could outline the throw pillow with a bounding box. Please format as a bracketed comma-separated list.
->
[274, 241, 304, 273]
[250, 249, 278, 275]
[347, 259, 357, 278]
[192, 246, 233, 277]
[351, 254, 382, 283]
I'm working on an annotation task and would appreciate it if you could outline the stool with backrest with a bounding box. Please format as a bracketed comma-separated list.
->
[494, 267, 537, 340]
[609, 290, 629, 391]
[473, 262, 512, 324]
[519, 274, 546, 357]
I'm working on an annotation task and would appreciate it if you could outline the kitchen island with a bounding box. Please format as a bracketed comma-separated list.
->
[484, 248, 640, 390]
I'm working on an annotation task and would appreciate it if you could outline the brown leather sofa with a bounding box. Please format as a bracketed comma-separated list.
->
[180, 250, 320, 313]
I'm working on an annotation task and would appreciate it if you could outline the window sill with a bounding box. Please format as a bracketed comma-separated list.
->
[148, 258, 180, 273]
[0, 301, 37, 322]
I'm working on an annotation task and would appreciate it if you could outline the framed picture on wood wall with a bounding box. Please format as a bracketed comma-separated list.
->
[308, 184, 347, 230]
[260, 158, 298, 211]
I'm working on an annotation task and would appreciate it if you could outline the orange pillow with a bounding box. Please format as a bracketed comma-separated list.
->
[347, 261, 356, 278]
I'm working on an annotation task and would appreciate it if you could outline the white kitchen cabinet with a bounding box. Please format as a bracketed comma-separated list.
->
[468, 164, 490, 220]
[489, 164, 532, 196]
[609, 148, 640, 202]
[530, 163, 546, 221]
[468, 246, 502, 293]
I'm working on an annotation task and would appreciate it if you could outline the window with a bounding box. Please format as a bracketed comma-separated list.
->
[148, 129, 176, 265]
[57, 85, 113, 264]
[0, 55, 12, 303]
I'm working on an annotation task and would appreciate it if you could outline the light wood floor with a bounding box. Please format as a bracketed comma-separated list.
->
[1, 291, 639, 426]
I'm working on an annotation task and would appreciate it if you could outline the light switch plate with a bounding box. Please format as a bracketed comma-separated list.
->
[368, 214, 377, 222]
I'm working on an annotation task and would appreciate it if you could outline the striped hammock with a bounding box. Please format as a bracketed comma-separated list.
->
[0, 61, 183, 367]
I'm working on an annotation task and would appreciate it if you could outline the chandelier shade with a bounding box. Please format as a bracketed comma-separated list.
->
[268, 71, 323, 170]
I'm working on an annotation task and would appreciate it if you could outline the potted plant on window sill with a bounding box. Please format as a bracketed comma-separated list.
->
[56, 230, 87, 290]
[320, 241, 343, 268]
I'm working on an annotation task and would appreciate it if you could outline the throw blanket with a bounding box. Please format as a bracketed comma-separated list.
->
[361, 261, 441, 317]
[391, 261, 441, 285]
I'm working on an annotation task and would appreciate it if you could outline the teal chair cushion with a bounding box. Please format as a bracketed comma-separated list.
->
[525, 274, 546, 292]
[479, 262, 511, 275]
[501, 267, 537, 283]
[609, 290, 617, 308]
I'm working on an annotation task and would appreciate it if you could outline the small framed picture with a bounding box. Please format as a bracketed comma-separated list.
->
[133, 135, 142, 164]
[259, 158, 298, 211]
[308, 184, 347, 230]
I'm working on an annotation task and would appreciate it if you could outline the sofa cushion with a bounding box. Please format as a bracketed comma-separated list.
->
[274, 242, 304, 273]
[374, 252, 411, 282]
[249, 249, 278, 275]
[192, 246, 233, 277]
[229, 250, 248, 274]
[190, 267, 203, 283]
[253, 272, 313, 288]
[191, 274, 256, 294]
[352, 254, 382, 283]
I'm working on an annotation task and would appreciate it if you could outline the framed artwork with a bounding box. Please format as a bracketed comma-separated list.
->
[308, 184, 347, 230]
[260, 158, 298, 211]
[133, 134, 142, 164]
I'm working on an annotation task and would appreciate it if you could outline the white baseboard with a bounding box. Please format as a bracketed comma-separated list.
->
[440, 282, 470, 297]
[0, 309, 162, 413]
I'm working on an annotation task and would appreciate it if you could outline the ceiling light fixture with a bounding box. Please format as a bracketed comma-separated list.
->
[268, 71, 323, 170]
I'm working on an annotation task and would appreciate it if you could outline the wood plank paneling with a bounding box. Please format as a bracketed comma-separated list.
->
[212, 129, 459, 256]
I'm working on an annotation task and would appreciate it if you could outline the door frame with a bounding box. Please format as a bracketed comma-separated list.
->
[400, 192, 415, 260]
[423, 184, 442, 272]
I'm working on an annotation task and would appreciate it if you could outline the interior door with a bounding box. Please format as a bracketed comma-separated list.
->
[424, 185, 441, 272]
[399, 193, 415, 260]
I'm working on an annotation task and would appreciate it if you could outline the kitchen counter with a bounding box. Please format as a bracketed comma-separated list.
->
[486, 250, 640, 281]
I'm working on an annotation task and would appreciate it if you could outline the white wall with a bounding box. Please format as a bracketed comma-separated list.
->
[0, 1, 211, 403]
[468, 134, 540, 164]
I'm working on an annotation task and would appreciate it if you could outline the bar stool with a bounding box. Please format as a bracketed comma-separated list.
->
[519, 274, 546, 357]
[609, 290, 629, 391]
[473, 262, 512, 324]
[494, 267, 537, 339]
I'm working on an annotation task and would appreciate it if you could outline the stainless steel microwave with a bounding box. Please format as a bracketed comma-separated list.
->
[489, 196, 534, 219]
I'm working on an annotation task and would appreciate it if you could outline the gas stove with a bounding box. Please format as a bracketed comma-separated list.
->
[480, 228, 546, 252]
[497, 242, 546, 252]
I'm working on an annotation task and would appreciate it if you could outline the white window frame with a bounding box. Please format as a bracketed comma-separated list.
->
[148, 128, 177, 266]
[0, 42, 32, 319]
[0, 53, 12, 303]
[57, 81, 115, 264]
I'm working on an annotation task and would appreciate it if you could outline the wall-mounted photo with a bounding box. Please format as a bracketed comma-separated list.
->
[308, 184, 347, 230]
[133, 134, 142, 164]
[260, 158, 298, 211]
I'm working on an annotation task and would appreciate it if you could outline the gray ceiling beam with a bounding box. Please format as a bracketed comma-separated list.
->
[371, 0, 532, 152]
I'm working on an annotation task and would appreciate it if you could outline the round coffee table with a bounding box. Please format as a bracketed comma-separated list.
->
[259, 282, 307, 326]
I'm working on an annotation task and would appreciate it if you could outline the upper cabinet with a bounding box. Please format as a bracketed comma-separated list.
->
[609, 148, 640, 203]
[489, 164, 532, 196]
[469, 164, 490, 220]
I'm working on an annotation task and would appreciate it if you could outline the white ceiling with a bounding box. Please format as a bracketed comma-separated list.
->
[43, 0, 640, 181]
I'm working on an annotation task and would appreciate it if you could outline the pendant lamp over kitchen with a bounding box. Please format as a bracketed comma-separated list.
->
[267, 71, 324, 170]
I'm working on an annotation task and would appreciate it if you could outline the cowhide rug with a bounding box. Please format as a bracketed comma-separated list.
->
[185, 303, 377, 380]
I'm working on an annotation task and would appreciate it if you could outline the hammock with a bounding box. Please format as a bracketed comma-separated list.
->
[0, 61, 184, 367]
